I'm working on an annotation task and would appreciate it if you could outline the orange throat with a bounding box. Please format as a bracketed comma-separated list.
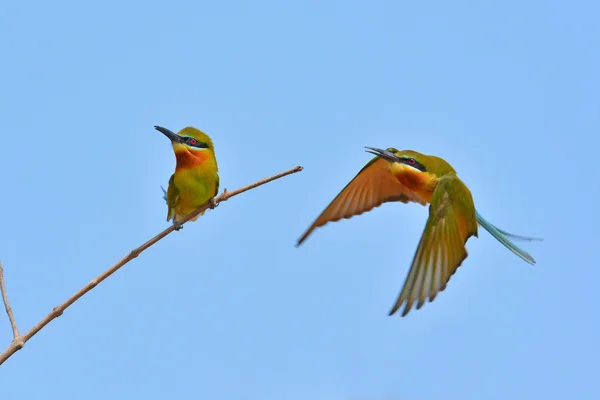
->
[394, 168, 439, 203]
[174, 148, 210, 170]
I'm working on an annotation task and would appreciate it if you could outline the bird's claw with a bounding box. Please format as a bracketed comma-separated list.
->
[209, 197, 218, 209]
[172, 221, 183, 231]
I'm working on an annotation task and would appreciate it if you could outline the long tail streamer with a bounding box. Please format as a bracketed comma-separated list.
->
[475, 210, 542, 265]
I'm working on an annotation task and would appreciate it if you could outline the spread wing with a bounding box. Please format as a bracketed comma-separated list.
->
[165, 174, 179, 222]
[389, 173, 479, 317]
[297, 157, 427, 246]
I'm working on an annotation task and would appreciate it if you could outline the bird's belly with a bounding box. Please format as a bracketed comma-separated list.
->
[173, 171, 216, 211]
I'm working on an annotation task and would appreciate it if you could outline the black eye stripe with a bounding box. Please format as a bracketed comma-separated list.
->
[181, 136, 209, 149]
[401, 157, 426, 172]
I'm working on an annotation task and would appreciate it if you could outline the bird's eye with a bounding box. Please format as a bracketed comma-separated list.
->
[408, 158, 416, 165]
[188, 138, 197, 146]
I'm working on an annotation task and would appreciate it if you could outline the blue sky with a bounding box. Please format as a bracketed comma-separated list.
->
[0, 0, 598, 399]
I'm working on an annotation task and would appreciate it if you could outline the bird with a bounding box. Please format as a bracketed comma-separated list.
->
[155, 125, 220, 230]
[296, 146, 541, 317]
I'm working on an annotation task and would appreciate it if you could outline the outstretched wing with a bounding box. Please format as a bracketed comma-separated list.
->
[297, 157, 427, 246]
[165, 174, 179, 222]
[389, 173, 479, 317]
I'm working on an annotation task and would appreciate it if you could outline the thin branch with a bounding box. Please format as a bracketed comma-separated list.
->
[0, 262, 21, 342]
[0, 165, 303, 366]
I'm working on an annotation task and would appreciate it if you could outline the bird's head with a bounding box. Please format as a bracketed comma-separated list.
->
[155, 125, 215, 155]
[364, 147, 455, 177]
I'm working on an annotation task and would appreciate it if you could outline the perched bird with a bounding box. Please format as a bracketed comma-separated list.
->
[156, 125, 219, 230]
[297, 147, 540, 317]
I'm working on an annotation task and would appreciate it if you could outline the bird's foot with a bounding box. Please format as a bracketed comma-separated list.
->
[172, 221, 183, 231]
[209, 197, 219, 209]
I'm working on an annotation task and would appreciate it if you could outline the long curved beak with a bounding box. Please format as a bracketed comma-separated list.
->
[365, 146, 401, 163]
[155, 125, 184, 144]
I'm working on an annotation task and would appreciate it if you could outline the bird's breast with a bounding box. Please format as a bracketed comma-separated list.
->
[392, 167, 438, 203]
[173, 167, 218, 206]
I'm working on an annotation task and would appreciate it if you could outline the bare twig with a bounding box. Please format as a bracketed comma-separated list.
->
[0, 262, 21, 344]
[0, 165, 303, 366]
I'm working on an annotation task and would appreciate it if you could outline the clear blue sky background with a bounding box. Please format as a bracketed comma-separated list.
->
[0, 1, 597, 399]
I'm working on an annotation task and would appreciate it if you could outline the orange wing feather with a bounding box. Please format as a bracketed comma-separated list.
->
[297, 157, 427, 245]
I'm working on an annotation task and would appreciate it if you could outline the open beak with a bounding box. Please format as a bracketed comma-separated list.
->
[155, 125, 184, 144]
[364, 146, 401, 163]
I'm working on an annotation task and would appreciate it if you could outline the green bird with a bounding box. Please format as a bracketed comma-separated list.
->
[297, 147, 541, 317]
[156, 125, 219, 230]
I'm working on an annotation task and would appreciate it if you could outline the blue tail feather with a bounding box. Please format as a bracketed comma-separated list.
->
[161, 186, 168, 204]
[475, 210, 540, 265]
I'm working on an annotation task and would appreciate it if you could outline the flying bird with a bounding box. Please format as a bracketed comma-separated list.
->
[156, 125, 219, 230]
[297, 147, 541, 317]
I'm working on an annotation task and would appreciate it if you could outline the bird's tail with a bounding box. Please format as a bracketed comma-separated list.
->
[160, 186, 168, 204]
[475, 210, 542, 265]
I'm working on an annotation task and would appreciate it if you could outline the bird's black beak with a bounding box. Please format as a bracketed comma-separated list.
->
[155, 125, 184, 144]
[364, 146, 401, 163]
